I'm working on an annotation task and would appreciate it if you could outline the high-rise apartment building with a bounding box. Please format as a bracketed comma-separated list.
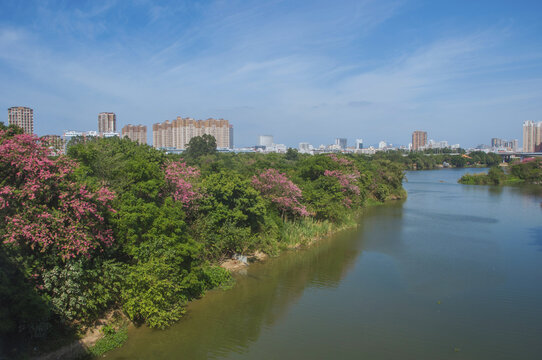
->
[98, 112, 116, 133]
[299, 142, 312, 153]
[522, 121, 542, 152]
[491, 138, 503, 148]
[259, 135, 274, 147]
[335, 138, 347, 149]
[412, 131, 427, 151]
[122, 124, 147, 145]
[355, 139, 363, 150]
[153, 116, 233, 149]
[8, 106, 34, 135]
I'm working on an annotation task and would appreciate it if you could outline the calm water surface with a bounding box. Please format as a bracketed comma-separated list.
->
[109, 168, 542, 360]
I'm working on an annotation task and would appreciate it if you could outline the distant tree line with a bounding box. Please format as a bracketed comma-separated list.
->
[459, 160, 542, 185]
[372, 150, 501, 170]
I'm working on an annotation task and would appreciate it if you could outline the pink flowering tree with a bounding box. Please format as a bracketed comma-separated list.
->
[324, 169, 361, 207]
[163, 160, 201, 210]
[252, 168, 310, 218]
[0, 131, 116, 260]
[327, 153, 354, 166]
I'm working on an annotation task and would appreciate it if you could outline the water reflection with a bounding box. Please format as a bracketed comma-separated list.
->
[408, 208, 499, 224]
[487, 185, 504, 196]
[358, 203, 504, 298]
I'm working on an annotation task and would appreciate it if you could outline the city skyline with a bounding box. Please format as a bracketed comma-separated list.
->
[2, 105, 532, 151]
[3, 105, 535, 152]
[1, 1, 542, 147]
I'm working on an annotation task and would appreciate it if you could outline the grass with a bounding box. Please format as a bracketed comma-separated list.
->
[280, 217, 334, 247]
[88, 326, 128, 357]
[279, 211, 361, 249]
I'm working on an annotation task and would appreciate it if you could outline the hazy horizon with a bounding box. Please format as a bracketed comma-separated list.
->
[1, 0, 541, 148]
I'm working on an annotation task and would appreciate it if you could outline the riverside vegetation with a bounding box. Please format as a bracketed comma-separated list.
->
[458, 159, 542, 185]
[0, 125, 406, 358]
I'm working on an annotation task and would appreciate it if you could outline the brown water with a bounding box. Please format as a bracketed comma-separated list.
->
[108, 169, 542, 359]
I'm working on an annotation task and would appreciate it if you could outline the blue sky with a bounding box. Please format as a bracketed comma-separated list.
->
[1, 0, 541, 147]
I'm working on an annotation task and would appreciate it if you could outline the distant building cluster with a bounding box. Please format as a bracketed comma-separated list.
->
[293, 137, 398, 155]
[335, 138, 347, 150]
[491, 138, 518, 152]
[255, 135, 287, 152]
[293, 138, 385, 155]
[122, 124, 147, 145]
[61, 113, 122, 153]
[41, 134, 65, 155]
[427, 140, 455, 149]
[523, 121, 542, 152]
[410, 131, 458, 151]
[298, 142, 312, 153]
[153, 117, 233, 150]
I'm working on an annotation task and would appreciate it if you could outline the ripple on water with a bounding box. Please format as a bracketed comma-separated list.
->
[408, 209, 499, 224]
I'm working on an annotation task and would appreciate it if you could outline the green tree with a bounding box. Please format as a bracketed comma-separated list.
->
[487, 166, 505, 185]
[195, 170, 267, 258]
[184, 134, 217, 159]
[510, 159, 542, 184]
[285, 148, 299, 161]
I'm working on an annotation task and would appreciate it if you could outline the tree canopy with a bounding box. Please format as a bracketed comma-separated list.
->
[184, 134, 217, 159]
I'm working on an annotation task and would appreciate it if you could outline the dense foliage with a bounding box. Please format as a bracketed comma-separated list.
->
[459, 160, 542, 185]
[0, 130, 406, 356]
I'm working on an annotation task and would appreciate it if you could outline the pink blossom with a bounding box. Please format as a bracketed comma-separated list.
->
[0, 131, 116, 260]
[327, 153, 353, 166]
[252, 169, 310, 217]
[324, 169, 361, 208]
[163, 161, 201, 209]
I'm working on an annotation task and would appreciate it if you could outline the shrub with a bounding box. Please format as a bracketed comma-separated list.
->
[89, 326, 128, 357]
[202, 266, 234, 290]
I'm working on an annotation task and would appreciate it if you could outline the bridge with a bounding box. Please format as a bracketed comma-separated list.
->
[495, 152, 542, 162]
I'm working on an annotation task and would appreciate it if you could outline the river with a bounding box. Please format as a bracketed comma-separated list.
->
[108, 168, 542, 360]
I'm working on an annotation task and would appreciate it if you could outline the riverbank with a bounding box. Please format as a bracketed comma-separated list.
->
[32, 311, 129, 360]
[30, 195, 404, 360]
[220, 212, 361, 272]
